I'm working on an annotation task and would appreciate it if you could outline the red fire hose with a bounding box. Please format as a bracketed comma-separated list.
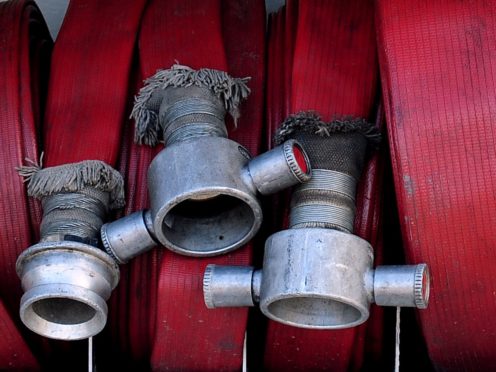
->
[40, 0, 146, 367]
[5, 0, 483, 369]
[104, 1, 266, 370]
[263, 1, 385, 370]
[377, 0, 496, 369]
[0, 0, 51, 369]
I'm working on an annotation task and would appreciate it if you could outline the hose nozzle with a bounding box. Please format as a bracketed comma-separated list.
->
[202, 112, 430, 329]
[104, 65, 311, 259]
[16, 160, 122, 340]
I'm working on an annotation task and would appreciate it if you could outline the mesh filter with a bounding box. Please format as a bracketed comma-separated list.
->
[277, 112, 381, 232]
[274, 112, 380, 179]
[291, 132, 368, 180]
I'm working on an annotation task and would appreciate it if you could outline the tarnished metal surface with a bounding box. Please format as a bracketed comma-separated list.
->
[148, 136, 262, 256]
[247, 139, 310, 195]
[203, 265, 258, 308]
[260, 228, 373, 329]
[146, 136, 309, 257]
[101, 210, 156, 264]
[16, 241, 119, 340]
[203, 228, 430, 329]
[374, 264, 430, 309]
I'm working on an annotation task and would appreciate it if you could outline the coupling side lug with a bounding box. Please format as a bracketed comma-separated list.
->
[203, 264, 257, 308]
[247, 140, 311, 196]
[373, 264, 430, 308]
[101, 210, 157, 264]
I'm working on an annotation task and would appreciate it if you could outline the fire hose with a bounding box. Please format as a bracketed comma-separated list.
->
[377, 0, 496, 369]
[0, 1, 51, 368]
[0, 0, 447, 370]
[124, 1, 270, 369]
[15, 0, 146, 343]
[265, 1, 388, 370]
[204, 2, 429, 372]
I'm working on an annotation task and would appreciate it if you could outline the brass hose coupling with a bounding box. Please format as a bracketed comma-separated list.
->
[101, 65, 311, 261]
[203, 112, 430, 329]
[16, 160, 123, 340]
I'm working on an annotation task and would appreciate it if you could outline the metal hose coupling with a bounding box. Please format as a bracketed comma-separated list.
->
[101, 64, 311, 260]
[203, 112, 430, 329]
[16, 160, 123, 340]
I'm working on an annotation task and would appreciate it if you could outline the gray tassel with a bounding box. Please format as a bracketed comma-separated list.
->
[132, 64, 251, 146]
[274, 111, 382, 148]
[17, 159, 125, 209]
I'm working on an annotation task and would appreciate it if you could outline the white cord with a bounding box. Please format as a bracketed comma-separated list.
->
[242, 332, 247, 372]
[88, 337, 94, 372]
[395, 307, 401, 372]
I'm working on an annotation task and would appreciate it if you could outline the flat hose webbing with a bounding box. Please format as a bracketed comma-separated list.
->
[377, 1, 496, 369]
[43, 0, 146, 166]
[0, 300, 38, 370]
[124, 1, 266, 370]
[263, 1, 385, 370]
[0, 1, 51, 369]
[37, 0, 146, 367]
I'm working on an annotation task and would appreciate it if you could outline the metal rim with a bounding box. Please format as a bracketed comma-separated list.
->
[16, 241, 120, 288]
[19, 284, 108, 340]
[261, 292, 370, 330]
[283, 139, 312, 182]
[154, 186, 263, 257]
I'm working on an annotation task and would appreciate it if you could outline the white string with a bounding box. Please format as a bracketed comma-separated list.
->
[88, 337, 94, 372]
[242, 331, 247, 372]
[395, 307, 401, 372]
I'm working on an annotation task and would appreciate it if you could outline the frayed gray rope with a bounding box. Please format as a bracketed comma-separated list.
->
[18, 159, 125, 243]
[273, 111, 381, 148]
[17, 159, 125, 209]
[132, 64, 250, 146]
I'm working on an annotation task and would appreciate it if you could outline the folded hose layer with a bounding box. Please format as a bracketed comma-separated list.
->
[377, 0, 496, 369]
[263, 1, 384, 370]
[130, 0, 266, 370]
[0, 0, 51, 368]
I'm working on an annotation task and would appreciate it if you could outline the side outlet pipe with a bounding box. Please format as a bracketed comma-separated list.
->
[101, 64, 311, 261]
[16, 160, 122, 340]
[203, 112, 430, 329]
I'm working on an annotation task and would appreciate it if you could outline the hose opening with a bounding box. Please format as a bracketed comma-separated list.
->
[162, 193, 256, 255]
[266, 296, 365, 329]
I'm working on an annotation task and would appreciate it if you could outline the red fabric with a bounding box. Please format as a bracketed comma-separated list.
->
[130, 1, 265, 370]
[377, 1, 496, 369]
[263, 1, 384, 370]
[0, 300, 39, 370]
[38, 0, 146, 368]
[0, 1, 52, 369]
[43, 0, 146, 166]
[107, 102, 160, 367]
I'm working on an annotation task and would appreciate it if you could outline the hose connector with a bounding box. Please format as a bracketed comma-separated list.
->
[16, 160, 122, 340]
[203, 230, 430, 329]
[202, 112, 430, 329]
[104, 65, 311, 259]
[101, 210, 157, 264]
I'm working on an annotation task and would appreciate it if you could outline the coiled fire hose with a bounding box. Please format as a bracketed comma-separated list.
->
[0, 0, 51, 369]
[377, 0, 496, 369]
[263, 1, 388, 370]
[15, 0, 146, 345]
[117, 1, 268, 370]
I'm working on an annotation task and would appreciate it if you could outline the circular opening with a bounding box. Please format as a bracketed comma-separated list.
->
[32, 298, 96, 325]
[293, 143, 309, 174]
[267, 296, 363, 328]
[421, 266, 430, 306]
[162, 193, 256, 255]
